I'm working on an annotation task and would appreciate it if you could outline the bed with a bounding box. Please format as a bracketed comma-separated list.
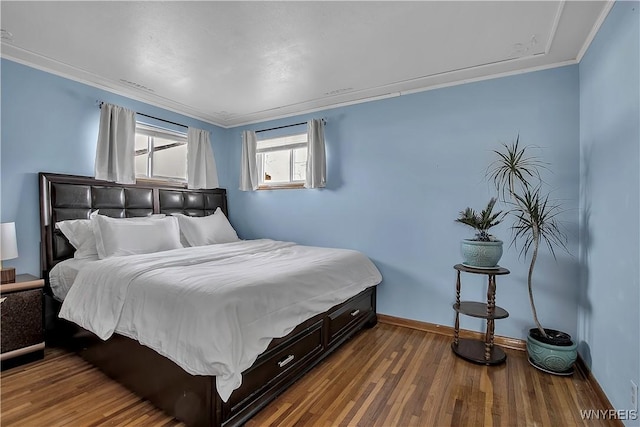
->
[39, 172, 380, 427]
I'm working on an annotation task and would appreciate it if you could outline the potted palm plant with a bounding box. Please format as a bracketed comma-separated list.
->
[488, 135, 576, 374]
[455, 198, 504, 268]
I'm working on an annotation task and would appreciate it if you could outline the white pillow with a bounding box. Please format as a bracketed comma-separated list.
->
[56, 211, 99, 260]
[56, 212, 167, 259]
[92, 214, 182, 258]
[173, 208, 239, 247]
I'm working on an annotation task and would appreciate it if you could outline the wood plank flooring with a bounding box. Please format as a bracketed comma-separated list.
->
[1, 323, 617, 426]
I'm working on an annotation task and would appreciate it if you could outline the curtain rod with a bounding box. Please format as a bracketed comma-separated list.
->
[137, 112, 188, 129]
[98, 101, 188, 129]
[255, 118, 326, 134]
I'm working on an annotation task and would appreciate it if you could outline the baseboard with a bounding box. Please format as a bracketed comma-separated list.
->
[378, 313, 621, 423]
[377, 313, 526, 351]
[574, 355, 624, 426]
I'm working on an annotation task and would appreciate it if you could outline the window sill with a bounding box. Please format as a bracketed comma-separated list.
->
[135, 177, 187, 188]
[258, 183, 305, 190]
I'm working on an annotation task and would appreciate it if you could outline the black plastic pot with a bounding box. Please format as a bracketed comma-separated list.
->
[529, 328, 573, 346]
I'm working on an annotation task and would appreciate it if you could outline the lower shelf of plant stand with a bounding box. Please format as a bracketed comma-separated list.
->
[451, 338, 507, 365]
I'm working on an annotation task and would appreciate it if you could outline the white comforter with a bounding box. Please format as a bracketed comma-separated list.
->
[59, 239, 382, 402]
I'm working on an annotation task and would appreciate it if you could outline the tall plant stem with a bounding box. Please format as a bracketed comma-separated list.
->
[528, 226, 547, 337]
[508, 156, 547, 338]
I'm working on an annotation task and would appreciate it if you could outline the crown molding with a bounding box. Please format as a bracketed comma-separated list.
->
[1, 44, 227, 128]
[576, 1, 615, 63]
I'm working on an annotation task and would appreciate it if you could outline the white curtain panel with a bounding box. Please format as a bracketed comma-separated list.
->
[305, 119, 326, 189]
[187, 127, 219, 189]
[94, 103, 136, 184]
[239, 130, 258, 191]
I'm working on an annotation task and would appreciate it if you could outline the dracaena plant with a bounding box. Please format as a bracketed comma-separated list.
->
[488, 135, 568, 339]
[455, 197, 504, 242]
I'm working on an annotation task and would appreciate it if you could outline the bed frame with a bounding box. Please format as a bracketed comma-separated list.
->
[39, 172, 377, 427]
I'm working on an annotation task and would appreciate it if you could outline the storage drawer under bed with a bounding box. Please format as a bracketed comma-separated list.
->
[327, 288, 375, 346]
[228, 319, 324, 412]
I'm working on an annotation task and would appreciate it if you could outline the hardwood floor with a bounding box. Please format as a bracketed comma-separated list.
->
[1, 323, 617, 426]
[1, 346, 178, 426]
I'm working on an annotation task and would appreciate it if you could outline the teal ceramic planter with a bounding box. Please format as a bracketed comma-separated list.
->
[460, 239, 503, 268]
[527, 330, 577, 374]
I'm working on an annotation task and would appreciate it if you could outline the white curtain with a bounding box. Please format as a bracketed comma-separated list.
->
[94, 103, 136, 184]
[239, 130, 258, 191]
[187, 127, 219, 189]
[305, 119, 326, 189]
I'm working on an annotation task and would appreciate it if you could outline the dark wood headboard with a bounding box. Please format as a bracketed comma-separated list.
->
[39, 172, 228, 281]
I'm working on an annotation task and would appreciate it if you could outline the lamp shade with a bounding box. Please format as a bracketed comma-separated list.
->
[0, 222, 19, 261]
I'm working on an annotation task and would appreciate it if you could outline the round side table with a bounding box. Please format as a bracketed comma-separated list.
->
[451, 264, 510, 365]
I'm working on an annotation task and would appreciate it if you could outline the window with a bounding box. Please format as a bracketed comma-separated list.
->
[257, 133, 307, 188]
[135, 124, 187, 182]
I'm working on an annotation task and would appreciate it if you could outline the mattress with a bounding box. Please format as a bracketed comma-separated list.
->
[58, 239, 382, 401]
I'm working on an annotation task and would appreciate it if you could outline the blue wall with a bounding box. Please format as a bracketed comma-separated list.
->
[0, 59, 231, 276]
[228, 65, 581, 342]
[578, 1, 639, 421]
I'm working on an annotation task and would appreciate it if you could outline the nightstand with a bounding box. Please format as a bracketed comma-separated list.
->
[1, 274, 45, 368]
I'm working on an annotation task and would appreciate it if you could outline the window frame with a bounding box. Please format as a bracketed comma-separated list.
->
[256, 132, 308, 190]
[135, 123, 188, 183]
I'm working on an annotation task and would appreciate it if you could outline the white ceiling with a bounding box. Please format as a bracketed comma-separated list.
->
[1, 1, 611, 128]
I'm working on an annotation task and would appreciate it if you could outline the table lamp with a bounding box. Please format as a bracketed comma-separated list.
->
[1, 222, 18, 284]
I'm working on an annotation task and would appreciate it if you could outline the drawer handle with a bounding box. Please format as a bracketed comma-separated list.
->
[277, 354, 295, 368]
[350, 309, 360, 317]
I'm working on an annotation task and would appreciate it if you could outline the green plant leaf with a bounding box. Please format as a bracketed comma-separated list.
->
[455, 198, 504, 241]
